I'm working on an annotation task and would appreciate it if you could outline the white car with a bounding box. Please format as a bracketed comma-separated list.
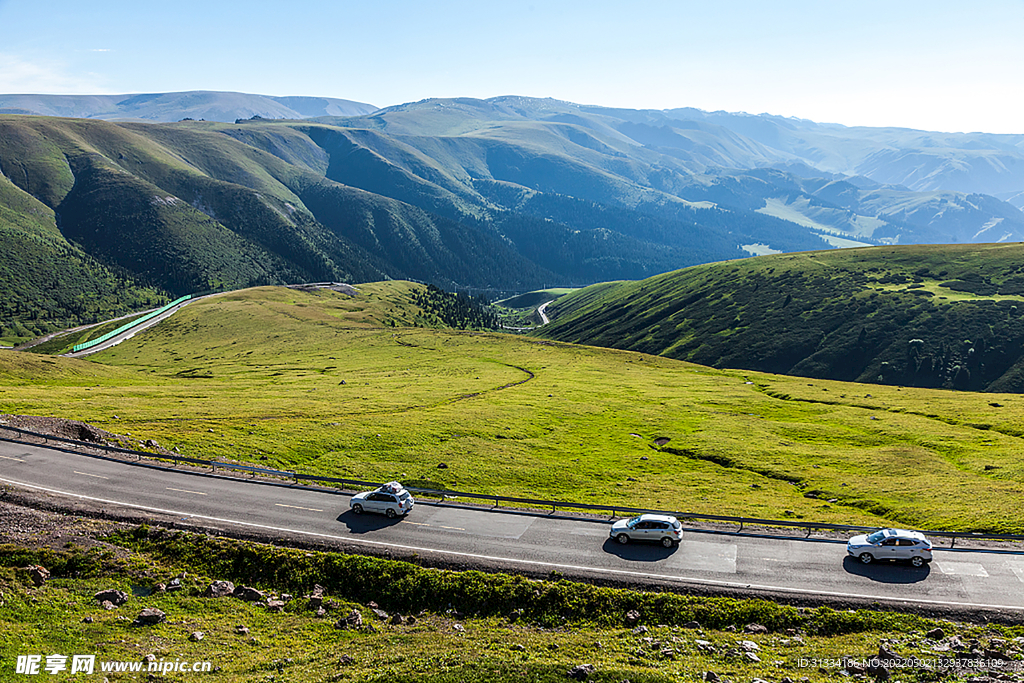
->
[350, 482, 414, 518]
[847, 528, 932, 567]
[610, 514, 683, 547]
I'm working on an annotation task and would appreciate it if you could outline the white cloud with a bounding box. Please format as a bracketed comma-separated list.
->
[0, 53, 109, 94]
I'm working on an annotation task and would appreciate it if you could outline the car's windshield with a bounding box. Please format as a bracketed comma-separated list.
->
[866, 530, 889, 544]
[627, 516, 641, 528]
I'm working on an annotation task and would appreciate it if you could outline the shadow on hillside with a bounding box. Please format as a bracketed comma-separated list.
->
[601, 538, 677, 562]
[842, 556, 931, 583]
[336, 510, 403, 534]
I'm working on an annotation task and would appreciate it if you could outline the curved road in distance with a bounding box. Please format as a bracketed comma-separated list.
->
[2, 438, 1023, 613]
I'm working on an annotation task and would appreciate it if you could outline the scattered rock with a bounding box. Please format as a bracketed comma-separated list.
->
[740, 640, 760, 652]
[153, 583, 167, 593]
[744, 651, 761, 663]
[26, 565, 49, 586]
[100, 600, 116, 611]
[866, 659, 889, 681]
[82, 616, 94, 624]
[438, 463, 448, 469]
[165, 577, 183, 593]
[682, 621, 701, 629]
[695, 640, 716, 653]
[926, 627, 945, 640]
[744, 623, 768, 634]
[307, 585, 324, 611]
[232, 586, 266, 602]
[567, 663, 596, 680]
[203, 581, 236, 599]
[370, 607, 389, 621]
[266, 600, 286, 613]
[143, 654, 157, 666]
[135, 608, 166, 626]
[339, 654, 355, 665]
[511, 644, 526, 652]
[704, 672, 720, 683]
[390, 614, 405, 625]
[189, 631, 204, 642]
[236, 625, 250, 635]
[94, 589, 130, 606]
[624, 609, 641, 626]
[453, 623, 465, 632]
[334, 609, 363, 630]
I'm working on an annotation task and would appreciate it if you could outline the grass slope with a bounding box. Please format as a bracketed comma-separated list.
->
[538, 243, 1024, 393]
[4, 283, 1024, 532]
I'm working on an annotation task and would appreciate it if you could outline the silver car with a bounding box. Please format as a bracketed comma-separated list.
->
[350, 481, 414, 518]
[847, 528, 932, 567]
[610, 514, 683, 548]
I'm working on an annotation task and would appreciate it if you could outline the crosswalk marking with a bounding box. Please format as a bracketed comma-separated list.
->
[936, 561, 989, 577]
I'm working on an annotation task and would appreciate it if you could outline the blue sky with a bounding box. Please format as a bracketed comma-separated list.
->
[1, 0, 1022, 133]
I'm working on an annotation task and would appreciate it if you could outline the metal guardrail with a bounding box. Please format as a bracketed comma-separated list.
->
[2, 423, 1023, 548]
[71, 295, 193, 353]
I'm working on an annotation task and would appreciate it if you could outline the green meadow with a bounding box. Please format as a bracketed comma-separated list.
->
[2, 282, 1024, 532]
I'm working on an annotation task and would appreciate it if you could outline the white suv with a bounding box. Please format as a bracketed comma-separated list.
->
[350, 482, 414, 518]
[847, 528, 932, 567]
[609, 514, 683, 547]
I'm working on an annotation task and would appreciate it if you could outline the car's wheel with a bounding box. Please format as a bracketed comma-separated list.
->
[616, 534, 630, 545]
[661, 536, 675, 548]
[858, 552, 874, 564]
[386, 507, 397, 519]
[352, 503, 363, 515]
[911, 555, 924, 567]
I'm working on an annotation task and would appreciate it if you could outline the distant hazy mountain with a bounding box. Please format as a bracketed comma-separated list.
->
[0, 91, 378, 123]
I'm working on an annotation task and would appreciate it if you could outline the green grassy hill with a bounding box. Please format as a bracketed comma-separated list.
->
[5, 281, 1024, 532]
[537, 243, 1024, 393]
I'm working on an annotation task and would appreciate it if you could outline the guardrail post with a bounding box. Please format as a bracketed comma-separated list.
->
[738, 521, 744, 532]
[805, 527, 814, 538]
[211, 462, 216, 473]
[950, 535, 956, 549]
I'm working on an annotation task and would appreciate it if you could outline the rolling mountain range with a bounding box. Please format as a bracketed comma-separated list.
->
[2, 93, 1024, 347]
[0, 91, 378, 123]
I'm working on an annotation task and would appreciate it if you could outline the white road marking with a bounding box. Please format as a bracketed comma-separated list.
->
[166, 487, 207, 496]
[1007, 563, 1024, 583]
[275, 503, 323, 512]
[936, 561, 990, 577]
[73, 471, 109, 480]
[1, 476, 1022, 612]
[0, 455, 25, 462]
[672, 541, 737, 574]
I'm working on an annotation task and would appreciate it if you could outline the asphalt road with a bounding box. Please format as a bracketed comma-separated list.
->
[2, 438, 1023, 612]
